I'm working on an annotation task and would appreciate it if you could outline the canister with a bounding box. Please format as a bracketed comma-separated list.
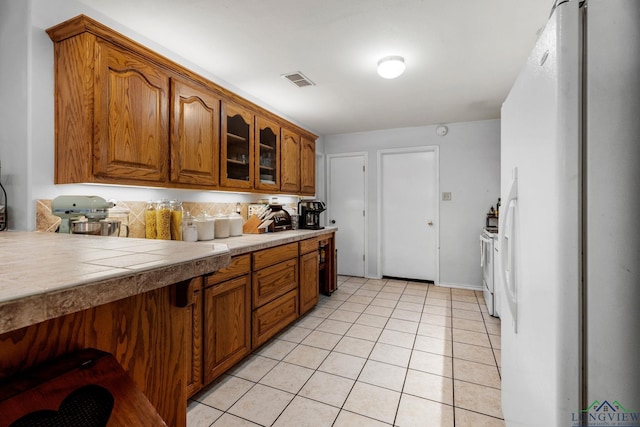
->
[195, 212, 214, 241]
[107, 206, 130, 237]
[182, 211, 198, 242]
[229, 212, 243, 236]
[145, 201, 156, 239]
[156, 199, 171, 240]
[170, 200, 183, 240]
[214, 212, 230, 238]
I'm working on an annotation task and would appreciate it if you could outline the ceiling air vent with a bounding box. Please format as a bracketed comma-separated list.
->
[282, 71, 315, 88]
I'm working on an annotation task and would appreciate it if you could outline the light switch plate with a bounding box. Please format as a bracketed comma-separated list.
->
[442, 192, 452, 201]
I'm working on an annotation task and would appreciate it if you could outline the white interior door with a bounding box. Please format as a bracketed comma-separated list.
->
[327, 153, 366, 277]
[379, 147, 438, 281]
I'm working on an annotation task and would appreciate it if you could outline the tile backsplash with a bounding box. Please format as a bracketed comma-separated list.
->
[37, 199, 253, 238]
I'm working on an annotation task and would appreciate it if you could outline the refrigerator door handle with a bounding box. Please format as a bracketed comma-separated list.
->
[500, 168, 518, 333]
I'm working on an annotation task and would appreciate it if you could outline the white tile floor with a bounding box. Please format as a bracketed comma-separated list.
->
[187, 276, 504, 427]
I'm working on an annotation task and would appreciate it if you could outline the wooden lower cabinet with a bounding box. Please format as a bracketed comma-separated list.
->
[319, 234, 338, 295]
[204, 275, 251, 384]
[252, 289, 299, 348]
[186, 280, 203, 398]
[299, 238, 320, 315]
[185, 236, 334, 396]
[187, 235, 335, 397]
[203, 256, 251, 385]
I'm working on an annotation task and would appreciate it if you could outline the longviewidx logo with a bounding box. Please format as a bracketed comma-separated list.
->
[572, 400, 640, 426]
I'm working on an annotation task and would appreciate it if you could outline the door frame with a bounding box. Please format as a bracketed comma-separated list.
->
[315, 153, 326, 225]
[376, 146, 440, 283]
[326, 152, 368, 277]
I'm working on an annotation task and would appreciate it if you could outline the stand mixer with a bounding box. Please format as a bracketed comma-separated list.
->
[52, 196, 113, 234]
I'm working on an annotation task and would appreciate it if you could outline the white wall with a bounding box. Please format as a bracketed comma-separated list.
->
[0, 0, 309, 231]
[0, 0, 31, 231]
[324, 120, 500, 288]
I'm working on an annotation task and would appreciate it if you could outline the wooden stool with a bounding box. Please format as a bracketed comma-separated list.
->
[0, 348, 166, 427]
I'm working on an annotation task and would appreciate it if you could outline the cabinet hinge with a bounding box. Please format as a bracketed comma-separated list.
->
[363, 165, 365, 172]
[363, 210, 365, 217]
[363, 254, 365, 262]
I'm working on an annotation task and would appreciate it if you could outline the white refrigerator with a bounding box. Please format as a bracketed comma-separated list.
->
[499, 0, 640, 426]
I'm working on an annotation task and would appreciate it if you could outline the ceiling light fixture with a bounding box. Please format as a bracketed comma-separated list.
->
[377, 56, 406, 79]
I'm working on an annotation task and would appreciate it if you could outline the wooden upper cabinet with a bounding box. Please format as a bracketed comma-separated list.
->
[300, 136, 316, 195]
[254, 116, 280, 192]
[47, 15, 317, 194]
[280, 128, 301, 193]
[170, 78, 221, 186]
[93, 41, 169, 182]
[221, 102, 254, 189]
[281, 129, 316, 194]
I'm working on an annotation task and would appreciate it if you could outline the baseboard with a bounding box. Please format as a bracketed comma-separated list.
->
[339, 275, 483, 292]
[435, 282, 483, 291]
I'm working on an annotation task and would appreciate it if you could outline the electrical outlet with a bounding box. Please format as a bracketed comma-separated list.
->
[442, 192, 452, 201]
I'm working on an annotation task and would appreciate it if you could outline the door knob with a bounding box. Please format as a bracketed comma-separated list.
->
[428, 221, 433, 226]
[331, 220, 336, 224]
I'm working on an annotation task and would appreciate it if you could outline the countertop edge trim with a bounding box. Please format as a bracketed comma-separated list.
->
[0, 253, 231, 335]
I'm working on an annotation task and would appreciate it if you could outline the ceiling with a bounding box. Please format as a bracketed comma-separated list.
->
[77, 0, 551, 136]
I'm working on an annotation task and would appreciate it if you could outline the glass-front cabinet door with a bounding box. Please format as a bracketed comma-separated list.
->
[221, 101, 253, 189]
[254, 116, 280, 191]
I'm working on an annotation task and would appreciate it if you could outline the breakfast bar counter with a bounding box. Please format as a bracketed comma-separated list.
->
[0, 228, 336, 427]
[0, 232, 231, 335]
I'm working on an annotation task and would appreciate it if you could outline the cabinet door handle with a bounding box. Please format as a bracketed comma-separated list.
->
[331, 220, 336, 224]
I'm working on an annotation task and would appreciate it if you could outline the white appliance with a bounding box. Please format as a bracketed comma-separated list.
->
[480, 229, 499, 317]
[499, 0, 640, 425]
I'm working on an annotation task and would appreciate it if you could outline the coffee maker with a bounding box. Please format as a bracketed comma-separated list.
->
[298, 200, 326, 230]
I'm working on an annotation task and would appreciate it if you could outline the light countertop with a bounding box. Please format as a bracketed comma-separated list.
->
[0, 228, 336, 335]
[199, 227, 337, 256]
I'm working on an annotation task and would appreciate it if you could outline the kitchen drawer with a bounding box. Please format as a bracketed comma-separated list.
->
[205, 254, 250, 286]
[252, 258, 298, 308]
[252, 242, 298, 271]
[299, 237, 319, 255]
[252, 289, 298, 348]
